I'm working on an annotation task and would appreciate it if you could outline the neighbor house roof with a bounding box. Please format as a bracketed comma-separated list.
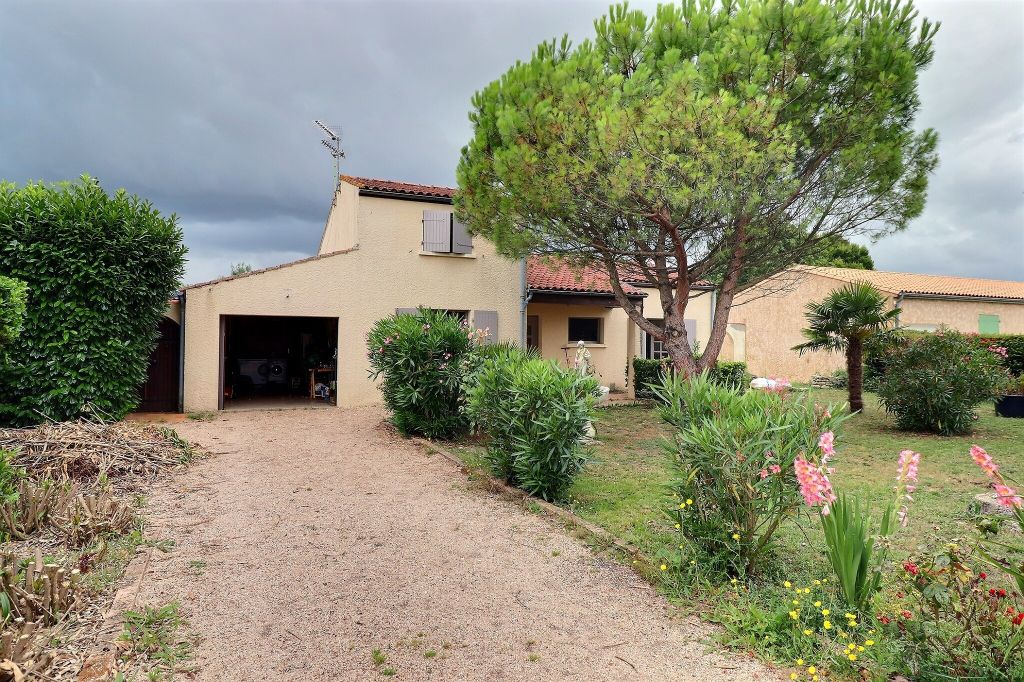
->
[795, 265, 1024, 301]
[340, 175, 455, 201]
[527, 256, 645, 297]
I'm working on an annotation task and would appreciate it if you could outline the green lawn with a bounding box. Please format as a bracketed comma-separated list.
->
[574, 389, 1023, 584]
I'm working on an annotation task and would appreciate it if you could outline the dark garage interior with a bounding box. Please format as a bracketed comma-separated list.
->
[222, 315, 338, 409]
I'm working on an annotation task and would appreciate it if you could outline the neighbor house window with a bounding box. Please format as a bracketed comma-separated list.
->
[979, 314, 1000, 334]
[568, 317, 602, 343]
[644, 319, 669, 360]
[422, 210, 473, 254]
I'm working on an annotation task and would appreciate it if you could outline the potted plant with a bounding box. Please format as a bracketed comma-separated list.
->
[996, 375, 1024, 418]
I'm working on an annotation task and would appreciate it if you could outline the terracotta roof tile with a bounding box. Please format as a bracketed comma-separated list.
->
[527, 256, 645, 297]
[340, 175, 454, 200]
[795, 265, 1024, 301]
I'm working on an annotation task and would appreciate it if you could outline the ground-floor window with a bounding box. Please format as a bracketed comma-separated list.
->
[568, 317, 602, 343]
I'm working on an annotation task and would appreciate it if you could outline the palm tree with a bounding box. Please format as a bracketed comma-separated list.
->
[793, 282, 900, 412]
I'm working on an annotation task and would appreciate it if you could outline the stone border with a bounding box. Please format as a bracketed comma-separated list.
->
[412, 437, 656, 574]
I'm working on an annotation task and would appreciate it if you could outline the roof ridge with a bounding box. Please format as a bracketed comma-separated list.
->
[802, 264, 1023, 285]
[340, 175, 456, 193]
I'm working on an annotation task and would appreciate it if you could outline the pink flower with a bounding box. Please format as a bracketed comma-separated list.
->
[818, 431, 835, 464]
[994, 483, 1024, 509]
[759, 469, 769, 479]
[794, 456, 837, 515]
[769, 464, 781, 474]
[971, 445, 999, 477]
[895, 449, 921, 526]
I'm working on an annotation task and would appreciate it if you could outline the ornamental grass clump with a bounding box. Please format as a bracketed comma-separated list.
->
[656, 372, 847, 578]
[467, 351, 598, 501]
[366, 308, 484, 439]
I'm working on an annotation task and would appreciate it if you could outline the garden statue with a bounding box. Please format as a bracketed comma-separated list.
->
[574, 340, 593, 377]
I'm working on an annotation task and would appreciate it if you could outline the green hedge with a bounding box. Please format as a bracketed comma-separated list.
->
[0, 178, 186, 425]
[0, 276, 27, 359]
[866, 331, 1024, 389]
[633, 357, 748, 399]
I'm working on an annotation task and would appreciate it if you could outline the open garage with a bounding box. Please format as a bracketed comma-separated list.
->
[220, 315, 338, 410]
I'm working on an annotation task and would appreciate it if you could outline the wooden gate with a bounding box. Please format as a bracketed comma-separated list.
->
[138, 317, 181, 412]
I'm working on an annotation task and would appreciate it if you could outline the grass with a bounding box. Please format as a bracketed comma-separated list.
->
[120, 602, 192, 680]
[572, 392, 1024, 587]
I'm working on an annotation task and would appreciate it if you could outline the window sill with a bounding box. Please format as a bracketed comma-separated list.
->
[419, 251, 476, 259]
[563, 343, 607, 349]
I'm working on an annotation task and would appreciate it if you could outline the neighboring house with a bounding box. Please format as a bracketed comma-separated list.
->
[726, 265, 1024, 380]
[162, 175, 716, 412]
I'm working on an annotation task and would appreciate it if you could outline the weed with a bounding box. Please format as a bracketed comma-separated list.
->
[186, 560, 206, 576]
[186, 411, 215, 422]
[423, 650, 437, 659]
[551, 549, 561, 557]
[120, 602, 191, 679]
[526, 501, 543, 515]
[371, 649, 387, 666]
[380, 667, 396, 677]
[527, 653, 540, 662]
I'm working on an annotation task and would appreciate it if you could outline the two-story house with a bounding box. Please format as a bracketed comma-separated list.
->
[147, 175, 716, 413]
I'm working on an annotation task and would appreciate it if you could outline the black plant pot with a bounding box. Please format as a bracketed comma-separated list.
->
[995, 395, 1024, 418]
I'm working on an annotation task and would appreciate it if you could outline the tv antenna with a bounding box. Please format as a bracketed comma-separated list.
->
[314, 120, 345, 180]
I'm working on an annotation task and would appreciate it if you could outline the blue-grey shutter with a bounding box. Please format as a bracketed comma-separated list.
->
[422, 210, 451, 252]
[395, 307, 418, 316]
[684, 319, 697, 352]
[472, 310, 498, 345]
[451, 218, 473, 254]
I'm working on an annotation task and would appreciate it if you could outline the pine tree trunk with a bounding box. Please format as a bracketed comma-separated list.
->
[847, 337, 864, 413]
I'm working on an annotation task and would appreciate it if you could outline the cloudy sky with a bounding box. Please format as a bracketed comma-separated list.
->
[2, 0, 1021, 284]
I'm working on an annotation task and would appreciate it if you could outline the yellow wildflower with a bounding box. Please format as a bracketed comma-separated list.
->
[807, 666, 816, 675]
[848, 654, 857, 661]
[803, 629, 812, 636]
[823, 621, 832, 629]
[660, 564, 667, 571]
[784, 581, 792, 588]
[790, 675, 797, 681]
[796, 659, 804, 666]
[792, 599, 800, 605]
[686, 499, 693, 505]
[789, 611, 798, 620]
[821, 609, 830, 616]
[865, 639, 875, 646]
[732, 533, 741, 540]
[813, 601, 822, 607]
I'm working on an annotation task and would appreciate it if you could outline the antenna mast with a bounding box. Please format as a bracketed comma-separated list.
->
[314, 120, 345, 183]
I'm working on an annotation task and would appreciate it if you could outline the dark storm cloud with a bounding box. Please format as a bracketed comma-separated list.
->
[1, 0, 1021, 283]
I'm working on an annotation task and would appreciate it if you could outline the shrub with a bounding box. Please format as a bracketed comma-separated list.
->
[0, 276, 27, 359]
[367, 308, 482, 439]
[633, 357, 748, 400]
[655, 372, 847, 577]
[467, 352, 597, 501]
[877, 330, 1008, 435]
[0, 177, 186, 425]
[975, 333, 1024, 376]
[886, 544, 1024, 681]
[632, 357, 669, 399]
[830, 369, 848, 389]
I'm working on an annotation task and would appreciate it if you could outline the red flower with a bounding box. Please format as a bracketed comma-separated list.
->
[979, 572, 987, 580]
[999, 589, 1008, 598]
[903, 561, 919, 575]
[1015, 613, 1024, 626]
[895, 591, 904, 599]
[879, 615, 891, 625]
[990, 588, 998, 597]
[900, 610, 913, 620]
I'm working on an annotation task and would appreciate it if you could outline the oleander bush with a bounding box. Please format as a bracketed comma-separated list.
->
[877, 330, 1008, 435]
[367, 308, 483, 439]
[0, 177, 186, 425]
[467, 351, 598, 501]
[655, 372, 848, 577]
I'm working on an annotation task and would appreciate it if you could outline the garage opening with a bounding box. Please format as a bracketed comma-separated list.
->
[221, 315, 338, 410]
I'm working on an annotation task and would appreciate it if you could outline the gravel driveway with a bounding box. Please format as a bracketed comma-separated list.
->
[136, 407, 776, 681]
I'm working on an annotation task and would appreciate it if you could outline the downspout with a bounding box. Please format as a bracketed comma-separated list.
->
[519, 258, 532, 347]
[177, 290, 186, 413]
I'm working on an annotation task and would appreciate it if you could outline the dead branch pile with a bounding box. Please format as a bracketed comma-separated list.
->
[0, 480, 72, 541]
[57, 486, 134, 548]
[0, 420, 191, 482]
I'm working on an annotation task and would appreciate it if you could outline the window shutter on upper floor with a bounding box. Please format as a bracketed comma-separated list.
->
[422, 210, 451, 252]
[472, 310, 498, 345]
[451, 218, 473, 254]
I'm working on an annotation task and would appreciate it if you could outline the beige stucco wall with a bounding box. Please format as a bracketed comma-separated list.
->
[317, 182, 360, 254]
[163, 299, 181, 325]
[728, 272, 851, 381]
[728, 270, 1024, 382]
[182, 192, 522, 411]
[899, 298, 1024, 334]
[527, 302, 638, 394]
